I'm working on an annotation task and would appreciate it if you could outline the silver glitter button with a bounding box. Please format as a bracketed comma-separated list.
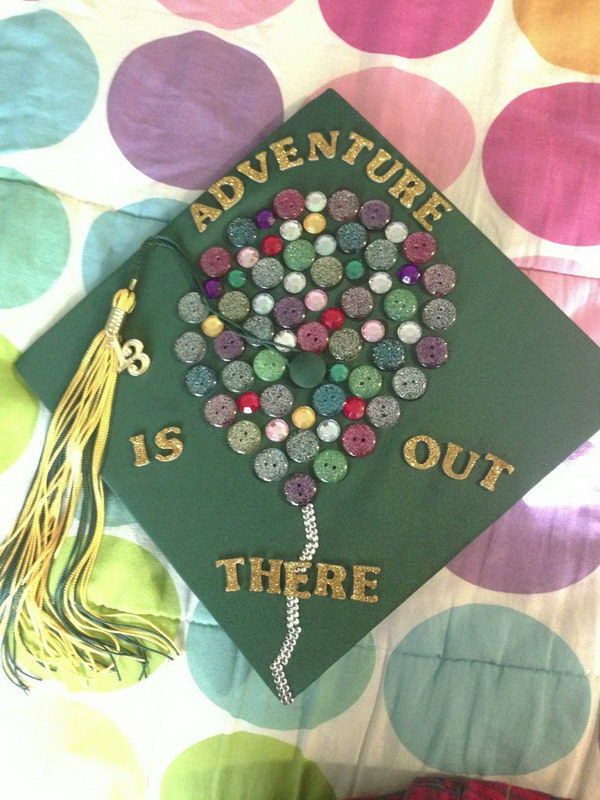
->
[392, 367, 428, 400]
[341, 286, 374, 319]
[365, 239, 398, 270]
[328, 327, 363, 361]
[397, 320, 422, 344]
[227, 420, 261, 454]
[178, 292, 209, 324]
[314, 234, 337, 256]
[252, 292, 275, 315]
[253, 448, 289, 482]
[260, 384, 294, 417]
[185, 364, 216, 397]
[316, 418, 341, 442]
[174, 331, 206, 364]
[422, 298, 457, 331]
[252, 257, 284, 289]
[367, 395, 401, 428]
[243, 315, 274, 346]
[286, 430, 320, 463]
[385, 221, 409, 243]
[280, 219, 303, 241]
[327, 189, 360, 221]
[204, 394, 237, 427]
[222, 360, 254, 393]
[283, 272, 307, 294]
[305, 191, 327, 212]
[310, 256, 343, 288]
[274, 329, 297, 352]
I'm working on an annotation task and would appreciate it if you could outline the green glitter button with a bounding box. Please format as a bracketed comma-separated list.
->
[289, 351, 326, 388]
[383, 288, 417, 322]
[310, 256, 343, 288]
[283, 239, 316, 271]
[253, 348, 287, 381]
[227, 269, 247, 288]
[345, 260, 365, 280]
[328, 327, 363, 361]
[348, 365, 383, 399]
[329, 363, 349, 383]
[313, 449, 348, 483]
[227, 420, 262, 454]
[218, 290, 250, 322]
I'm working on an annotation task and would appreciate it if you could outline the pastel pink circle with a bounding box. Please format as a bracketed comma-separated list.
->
[304, 289, 328, 312]
[157, 0, 294, 28]
[312, 67, 475, 189]
[360, 319, 385, 342]
[483, 83, 600, 246]
[319, 0, 493, 58]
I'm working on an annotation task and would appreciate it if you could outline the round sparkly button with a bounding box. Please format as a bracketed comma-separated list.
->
[314, 449, 348, 484]
[265, 418, 289, 442]
[305, 191, 327, 212]
[314, 234, 337, 256]
[341, 286, 374, 319]
[273, 189, 305, 220]
[304, 289, 328, 312]
[337, 222, 367, 253]
[237, 391, 260, 414]
[274, 296, 305, 328]
[360, 319, 386, 343]
[359, 199, 391, 230]
[321, 307, 345, 330]
[317, 418, 341, 442]
[327, 189, 360, 221]
[403, 231, 436, 264]
[204, 394, 237, 428]
[253, 448, 289, 482]
[291, 406, 317, 430]
[252, 257, 283, 289]
[201, 314, 225, 337]
[289, 352, 327, 389]
[252, 292, 275, 315]
[345, 260, 365, 280]
[312, 383, 345, 416]
[260, 384, 294, 417]
[261, 235, 283, 256]
[214, 330, 245, 361]
[174, 331, 206, 364]
[253, 348, 287, 381]
[185, 364, 216, 397]
[274, 330, 297, 352]
[284, 472, 317, 506]
[397, 264, 421, 285]
[310, 256, 343, 288]
[384, 288, 417, 321]
[367, 395, 401, 429]
[422, 263, 457, 297]
[286, 430, 319, 463]
[392, 366, 428, 399]
[368, 271, 393, 295]
[256, 209, 276, 229]
[227, 420, 261, 454]
[348, 365, 383, 399]
[228, 269, 246, 288]
[283, 272, 306, 294]
[297, 321, 329, 353]
[329, 327, 363, 361]
[303, 212, 327, 234]
[178, 292, 209, 323]
[280, 220, 303, 241]
[218, 290, 250, 322]
[237, 246, 260, 269]
[365, 239, 398, 271]
[203, 278, 223, 300]
[385, 221, 408, 243]
[397, 320, 422, 344]
[422, 298, 457, 331]
[372, 339, 405, 371]
[200, 246, 231, 278]
[329, 363, 349, 383]
[221, 360, 254, 394]
[416, 336, 450, 368]
[343, 396, 366, 420]
[227, 217, 257, 248]
[283, 239, 316, 271]
[342, 423, 376, 458]
[244, 315, 274, 345]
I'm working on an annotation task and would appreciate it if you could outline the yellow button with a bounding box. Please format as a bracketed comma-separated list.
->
[303, 213, 326, 235]
[292, 405, 316, 429]
[201, 314, 224, 337]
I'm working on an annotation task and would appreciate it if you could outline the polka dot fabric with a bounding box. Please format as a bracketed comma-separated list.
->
[0, 2, 598, 800]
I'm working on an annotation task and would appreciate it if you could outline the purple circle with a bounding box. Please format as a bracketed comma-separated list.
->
[274, 296, 305, 329]
[213, 330, 245, 361]
[422, 263, 457, 296]
[397, 264, 421, 285]
[204, 394, 237, 427]
[108, 32, 283, 189]
[403, 232, 437, 264]
[341, 423, 377, 457]
[284, 472, 317, 506]
[297, 322, 329, 353]
[203, 278, 223, 299]
[415, 336, 449, 368]
[256, 208, 276, 229]
[359, 199, 391, 230]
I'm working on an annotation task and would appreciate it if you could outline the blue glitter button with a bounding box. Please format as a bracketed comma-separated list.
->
[227, 217, 258, 248]
[185, 364, 217, 397]
[336, 222, 368, 254]
[312, 383, 346, 416]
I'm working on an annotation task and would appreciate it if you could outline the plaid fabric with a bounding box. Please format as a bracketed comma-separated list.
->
[348, 775, 569, 800]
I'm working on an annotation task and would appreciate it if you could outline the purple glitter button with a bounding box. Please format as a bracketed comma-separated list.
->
[203, 278, 223, 299]
[274, 296, 305, 329]
[359, 199, 391, 230]
[402, 232, 437, 265]
[297, 321, 329, 353]
[284, 472, 317, 506]
[341, 423, 377, 458]
[204, 394, 237, 428]
[422, 263, 457, 297]
[214, 330, 245, 361]
[327, 189, 360, 221]
[415, 336, 450, 368]
[199, 246, 231, 278]
[397, 263, 421, 285]
[256, 208, 276, 229]
[273, 189, 305, 220]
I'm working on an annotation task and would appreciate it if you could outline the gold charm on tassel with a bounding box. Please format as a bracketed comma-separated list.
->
[0, 279, 178, 690]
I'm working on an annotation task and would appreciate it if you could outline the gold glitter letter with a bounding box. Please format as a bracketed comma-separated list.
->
[366, 148, 403, 183]
[190, 202, 221, 233]
[388, 169, 426, 208]
[283, 561, 311, 599]
[341, 131, 375, 165]
[236, 151, 269, 183]
[351, 565, 381, 603]
[269, 137, 304, 171]
[308, 130, 339, 161]
[216, 557, 245, 592]
[208, 176, 244, 210]
[154, 426, 184, 462]
[413, 191, 453, 231]
[128, 433, 150, 467]
[314, 562, 347, 600]
[442, 442, 481, 481]
[479, 453, 515, 492]
[403, 434, 441, 470]
[249, 557, 283, 594]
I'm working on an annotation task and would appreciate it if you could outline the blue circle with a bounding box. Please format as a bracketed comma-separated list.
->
[187, 601, 375, 730]
[384, 604, 590, 774]
[82, 198, 186, 291]
[312, 383, 345, 416]
[0, 10, 99, 151]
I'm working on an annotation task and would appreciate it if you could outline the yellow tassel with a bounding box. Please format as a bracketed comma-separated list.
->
[0, 280, 178, 689]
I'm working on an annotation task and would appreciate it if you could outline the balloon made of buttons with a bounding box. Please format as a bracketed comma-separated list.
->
[175, 188, 457, 506]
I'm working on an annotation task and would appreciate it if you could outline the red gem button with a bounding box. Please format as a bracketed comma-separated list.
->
[237, 392, 261, 414]
[321, 307, 345, 331]
[261, 235, 284, 256]
[342, 396, 366, 420]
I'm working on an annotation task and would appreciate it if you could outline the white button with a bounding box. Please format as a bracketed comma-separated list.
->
[305, 191, 327, 212]
[283, 272, 307, 294]
[314, 234, 337, 256]
[252, 292, 275, 315]
[317, 419, 341, 442]
[385, 221, 408, 243]
[274, 330, 297, 352]
[369, 271, 393, 294]
[280, 220, 303, 241]
[397, 320, 422, 344]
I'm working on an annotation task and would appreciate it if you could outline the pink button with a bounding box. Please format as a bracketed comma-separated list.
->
[200, 246, 231, 277]
[297, 321, 329, 353]
[304, 289, 328, 312]
[273, 189, 305, 220]
[360, 319, 385, 342]
[265, 418, 289, 442]
[341, 423, 377, 457]
[237, 246, 259, 268]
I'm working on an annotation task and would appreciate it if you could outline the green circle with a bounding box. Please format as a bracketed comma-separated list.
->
[253, 348, 287, 381]
[218, 290, 250, 322]
[289, 351, 326, 388]
[227, 269, 246, 288]
[345, 259, 365, 280]
[329, 363, 349, 383]
[384, 288, 417, 321]
[314, 449, 348, 483]
[0, 167, 70, 307]
[0, 335, 39, 473]
[283, 239, 315, 271]
[161, 732, 336, 800]
[348, 364, 383, 399]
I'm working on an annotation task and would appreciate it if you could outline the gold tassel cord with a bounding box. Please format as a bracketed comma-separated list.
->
[0, 282, 178, 690]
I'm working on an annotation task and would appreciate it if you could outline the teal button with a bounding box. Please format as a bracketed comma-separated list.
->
[329, 363, 349, 383]
[227, 269, 247, 288]
[289, 352, 326, 388]
[313, 449, 348, 483]
[345, 259, 364, 280]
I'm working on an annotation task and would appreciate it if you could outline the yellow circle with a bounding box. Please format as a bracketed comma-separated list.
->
[292, 405, 316, 429]
[201, 314, 224, 337]
[303, 213, 327, 235]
